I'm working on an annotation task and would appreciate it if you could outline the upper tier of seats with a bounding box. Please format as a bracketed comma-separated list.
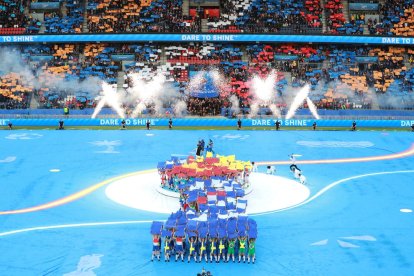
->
[1, 0, 414, 35]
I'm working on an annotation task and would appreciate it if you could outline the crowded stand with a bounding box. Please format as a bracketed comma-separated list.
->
[0, 73, 33, 109]
[208, 0, 322, 33]
[87, 0, 199, 33]
[0, 0, 38, 34]
[44, 0, 83, 34]
[2, 42, 414, 112]
[0, 0, 414, 36]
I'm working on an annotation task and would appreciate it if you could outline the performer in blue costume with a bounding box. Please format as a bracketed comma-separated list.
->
[206, 139, 214, 155]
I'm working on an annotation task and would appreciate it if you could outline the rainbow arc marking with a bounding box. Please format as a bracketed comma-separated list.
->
[256, 144, 414, 166]
[1, 144, 413, 215]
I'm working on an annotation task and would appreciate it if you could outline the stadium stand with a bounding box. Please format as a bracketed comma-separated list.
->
[0, 73, 33, 109]
[0, 0, 413, 35]
[208, 0, 322, 33]
[0, 0, 35, 34]
[87, 0, 200, 33]
[44, 0, 83, 34]
[2, 42, 414, 112]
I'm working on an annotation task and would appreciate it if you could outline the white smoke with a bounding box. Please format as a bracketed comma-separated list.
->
[0, 47, 104, 103]
[125, 72, 186, 117]
[249, 102, 260, 118]
[269, 103, 281, 117]
[173, 100, 187, 117]
[228, 94, 240, 116]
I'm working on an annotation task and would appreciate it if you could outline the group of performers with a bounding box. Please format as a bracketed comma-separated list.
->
[154, 148, 257, 265]
[196, 139, 214, 157]
[152, 234, 256, 264]
[158, 143, 252, 193]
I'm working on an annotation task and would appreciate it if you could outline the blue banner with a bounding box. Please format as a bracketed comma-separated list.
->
[1, 118, 414, 128]
[111, 54, 135, 61]
[274, 55, 299, 61]
[1, 34, 414, 45]
[355, 56, 378, 63]
[30, 2, 60, 10]
[349, 3, 379, 11]
[29, 55, 54, 61]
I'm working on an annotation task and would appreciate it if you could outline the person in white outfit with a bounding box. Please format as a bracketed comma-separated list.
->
[289, 154, 296, 165]
[299, 173, 307, 185]
[251, 162, 258, 172]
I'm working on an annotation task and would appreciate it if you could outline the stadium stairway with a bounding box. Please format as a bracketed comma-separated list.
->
[62, 1, 68, 17]
[83, 0, 89, 32]
[160, 47, 167, 64]
[241, 46, 249, 63]
[320, 0, 327, 33]
[183, 0, 190, 16]
[341, 0, 350, 22]
[363, 25, 369, 35]
[117, 71, 125, 90]
[201, 19, 209, 32]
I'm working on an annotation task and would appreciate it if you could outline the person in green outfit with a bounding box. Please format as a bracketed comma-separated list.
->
[247, 238, 256, 264]
[238, 236, 247, 263]
[226, 238, 236, 263]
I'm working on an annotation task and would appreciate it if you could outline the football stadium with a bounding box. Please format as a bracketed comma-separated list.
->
[1, 0, 414, 275]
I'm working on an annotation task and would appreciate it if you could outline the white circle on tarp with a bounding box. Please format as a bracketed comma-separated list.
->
[49, 169, 61, 172]
[105, 171, 310, 214]
[400, 208, 413, 213]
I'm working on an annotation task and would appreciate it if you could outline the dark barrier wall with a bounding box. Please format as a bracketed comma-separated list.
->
[1, 118, 414, 128]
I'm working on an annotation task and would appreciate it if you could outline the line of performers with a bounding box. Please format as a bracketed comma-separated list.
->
[152, 235, 256, 264]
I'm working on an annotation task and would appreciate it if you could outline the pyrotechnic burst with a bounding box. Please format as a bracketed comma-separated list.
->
[91, 82, 125, 119]
[285, 85, 320, 119]
[252, 71, 276, 102]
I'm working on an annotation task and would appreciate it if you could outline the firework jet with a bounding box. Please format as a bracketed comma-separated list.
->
[306, 97, 320, 119]
[186, 71, 205, 93]
[91, 82, 125, 119]
[285, 85, 310, 119]
[251, 71, 276, 102]
[129, 74, 167, 117]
